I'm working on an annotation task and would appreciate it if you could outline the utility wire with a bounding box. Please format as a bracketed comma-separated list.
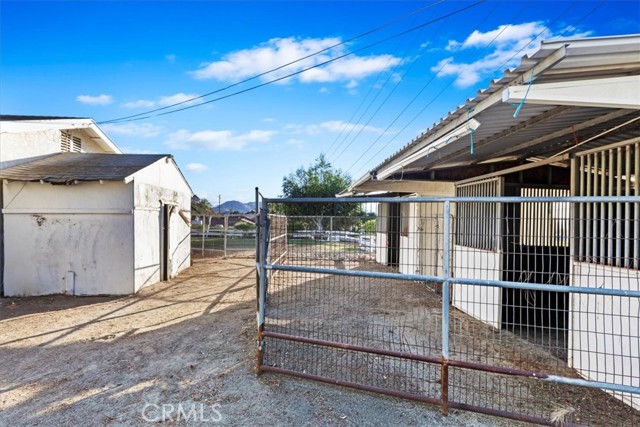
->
[348, 0, 603, 177]
[98, 0, 487, 124]
[339, 0, 505, 174]
[329, 24, 442, 164]
[325, 10, 435, 160]
[99, 0, 446, 124]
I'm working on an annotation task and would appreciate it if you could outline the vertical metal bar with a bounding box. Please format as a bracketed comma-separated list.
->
[255, 188, 260, 312]
[570, 156, 578, 261]
[586, 154, 592, 261]
[616, 147, 623, 266]
[593, 152, 599, 262]
[600, 150, 607, 264]
[635, 143, 639, 270]
[441, 200, 451, 416]
[624, 145, 631, 267]
[224, 214, 229, 258]
[608, 149, 614, 266]
[578, 156, 584, 260]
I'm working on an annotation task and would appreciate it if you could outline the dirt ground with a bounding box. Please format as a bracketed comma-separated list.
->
[1, 257, 523, 427]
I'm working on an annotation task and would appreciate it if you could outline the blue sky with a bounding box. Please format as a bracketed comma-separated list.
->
[2, 0, 639, 204]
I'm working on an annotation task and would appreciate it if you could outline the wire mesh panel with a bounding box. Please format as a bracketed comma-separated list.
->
[191, 214, 256, 257]
[257, 196, 640, 426]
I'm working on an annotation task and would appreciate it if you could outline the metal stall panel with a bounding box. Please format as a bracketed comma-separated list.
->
[571, 138, 640, 410]
[453, 178, 504, 329]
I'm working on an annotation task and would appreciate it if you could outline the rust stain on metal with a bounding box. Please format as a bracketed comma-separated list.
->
[440, 357, 449, 416]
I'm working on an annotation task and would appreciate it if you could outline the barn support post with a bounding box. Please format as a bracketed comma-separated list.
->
[440, 200, 451, 415]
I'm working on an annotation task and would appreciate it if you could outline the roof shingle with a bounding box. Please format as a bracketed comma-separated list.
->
[0, 153, 168, 183]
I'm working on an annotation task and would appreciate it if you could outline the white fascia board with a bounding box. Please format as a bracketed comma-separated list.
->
[88, 122, 123, 154]
[376, 119, 480, 181]
[502, 75, 640, 109]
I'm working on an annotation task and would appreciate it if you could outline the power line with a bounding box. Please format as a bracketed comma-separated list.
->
[347, 0, 602, 178]
[98, 0, 446, 125]
[338, 0, 505, 174]
[98, 0, 487, 124]
[325, 11, 435, 160]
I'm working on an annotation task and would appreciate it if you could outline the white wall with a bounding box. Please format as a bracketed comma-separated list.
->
[2, 181, 134, 296]
[132, 158, 191, 291]
[399, 202, 418, 275]
[452, 246, 503, 329]
[569, 262, 639, 410]
[375, 203, 388, 265]
[0, 127, 110, 169]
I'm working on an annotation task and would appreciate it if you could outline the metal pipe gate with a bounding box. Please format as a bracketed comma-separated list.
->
[256, 194, 640, 425]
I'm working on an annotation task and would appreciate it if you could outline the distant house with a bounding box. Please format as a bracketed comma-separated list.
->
[0, 115, 192, 296]
[209, 215, 256, 228]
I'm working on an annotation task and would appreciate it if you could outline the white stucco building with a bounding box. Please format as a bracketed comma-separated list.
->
[0, 115, 192, 296]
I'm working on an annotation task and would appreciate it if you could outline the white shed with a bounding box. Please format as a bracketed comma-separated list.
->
[0, 153, 192, 296]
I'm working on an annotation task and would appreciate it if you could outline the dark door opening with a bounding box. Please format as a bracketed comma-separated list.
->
[501, 195, 570, 360]
[387, 203, 400, 267]
[160, 204, 170, 281]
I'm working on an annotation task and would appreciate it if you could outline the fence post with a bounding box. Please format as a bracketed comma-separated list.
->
[255, 188, 260, 312]
[441, 200, 451, 415]
[224, 214, 229, 258]
[257, 198, 269, 372]
[201, 215, 205, 256]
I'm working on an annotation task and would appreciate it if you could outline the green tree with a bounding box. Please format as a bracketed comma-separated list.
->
[192, 197, 214, 215]
[281, 155, 359, 231]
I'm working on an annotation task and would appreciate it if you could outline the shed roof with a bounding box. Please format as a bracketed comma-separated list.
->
[0, 153, 168, 184]
[0, 115, 87, 121]
[346, 34, 640, 195]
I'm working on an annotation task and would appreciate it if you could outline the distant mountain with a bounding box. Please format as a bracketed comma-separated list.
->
[216, 200, 255, 213]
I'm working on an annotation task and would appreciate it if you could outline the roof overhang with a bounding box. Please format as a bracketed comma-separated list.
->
[346, 34, 640, 195]
[1, 117, 122, 154]
[339, 179, 455, 197]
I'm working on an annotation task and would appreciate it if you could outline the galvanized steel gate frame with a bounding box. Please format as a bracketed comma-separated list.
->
[255, 193, 640, 425]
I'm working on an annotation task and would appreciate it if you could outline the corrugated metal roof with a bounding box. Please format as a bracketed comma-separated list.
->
[359, 34, 640, 188]
[0, 153, 168, 184]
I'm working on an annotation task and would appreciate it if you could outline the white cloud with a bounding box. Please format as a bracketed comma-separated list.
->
[185, 163, 208, 172]
[122, 99, 155, 109]
[189, 37, 401, 86]
[261, 117, 276, 123]
[158, 93, 199, 106]
[286, 138, 305, 147]
[433, 22, 585, 88]
[101, 122, 163, 138]
[285, 120, 385, 136]
[77, 94, 113, 105]
[165, 129, 277, 151]
[123, 93, 199, 109]
[120, 147, 156, 154]
[462, 22, 548, 49]
[166, 54, 176, 63]
[319, 87, 330, 94]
